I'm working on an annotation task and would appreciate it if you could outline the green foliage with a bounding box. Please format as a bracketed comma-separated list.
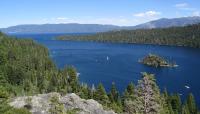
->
[4, 108, 31, 114]
[0, 32, 199, 114]
[125, 72, 164, 114]
[140, 54, 177, 67]
[0, 33, 57, 95]
[126, 82, 135, 99]
[182, 104, 190, 114]
[94, 83, 110, 106]
[186, 93, 197, 114]
[66, 108, 80, 114]
[0, 86, 11, 113]
[108, 82, 123, 113]
[49, 94, 65, 114]
[170, 94, 182, 113]
[109, 82, 119, 103]
[58, 24, 200, 48]
[0, 33, 82, 96]
[66, 66, 78, 92]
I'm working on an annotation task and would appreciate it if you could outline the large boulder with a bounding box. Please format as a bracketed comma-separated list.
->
[9, 92, 116, 114]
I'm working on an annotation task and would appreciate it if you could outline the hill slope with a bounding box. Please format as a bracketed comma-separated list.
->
[58, 24, 200, 48]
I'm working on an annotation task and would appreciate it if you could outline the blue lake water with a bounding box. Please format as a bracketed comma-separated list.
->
[10, 33, 200, 105]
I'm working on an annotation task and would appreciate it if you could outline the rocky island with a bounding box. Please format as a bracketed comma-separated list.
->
[139, 54, 178, 68]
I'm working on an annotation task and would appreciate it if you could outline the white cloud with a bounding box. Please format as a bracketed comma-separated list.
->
[175, 3, 188, 8]
[38, 14, 163, 26]
[174, 3, 195, 11]
[192, 11, 200, 16]
[56, 17, 69, 20]
[133, 11, 161, 17]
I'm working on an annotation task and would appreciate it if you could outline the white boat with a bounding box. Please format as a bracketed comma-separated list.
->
[76, 73, 80, 77]
[106, 56, 109, 61]
[185, 85, 190, 89]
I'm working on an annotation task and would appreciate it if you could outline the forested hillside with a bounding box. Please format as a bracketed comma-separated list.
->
[0, 32, 83, 113]
[0, 32, 199, 114]
[58, 24, 200, 48]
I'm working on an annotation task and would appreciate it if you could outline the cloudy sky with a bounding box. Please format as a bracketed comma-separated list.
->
[0, 0, 200, 28]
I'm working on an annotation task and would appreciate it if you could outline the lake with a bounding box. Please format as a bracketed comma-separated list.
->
[10, 33, 200, 105]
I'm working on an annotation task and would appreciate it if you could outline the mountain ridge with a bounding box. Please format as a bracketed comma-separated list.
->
[1, 16, 200, 34]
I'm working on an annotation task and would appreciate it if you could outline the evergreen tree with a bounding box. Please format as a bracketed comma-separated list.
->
[67, 66, 78, 92]
[0, 86, 11, 113]
[182, 104, 190, 114]
[186, 93, 197, 114]
[23, 79, 34, 95]
[122, 82, 135, 105]
[94, 83, 109, 106]
[170, 94, 181, 114]
[162, 88, 174, 114]
[0, 69, 7, 85]
[109, 82, 119, 103]
[127, 82, 134, 96]
[125, 72, 164, 114]
[108, 82, 123, 113]
[0, 45, 6, 65]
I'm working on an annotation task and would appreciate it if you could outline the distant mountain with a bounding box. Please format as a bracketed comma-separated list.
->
[132, 16, 200, 29]
[0, 23, 121, 34]
[1, 16, 200, 34]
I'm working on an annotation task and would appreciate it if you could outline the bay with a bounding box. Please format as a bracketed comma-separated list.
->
[10, 33, 200, 105]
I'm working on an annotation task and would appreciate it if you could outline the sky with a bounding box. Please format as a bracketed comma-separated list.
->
[0, 0, 200, 28]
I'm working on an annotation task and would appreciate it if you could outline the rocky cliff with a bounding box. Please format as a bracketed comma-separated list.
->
[9, 93, 116, 114]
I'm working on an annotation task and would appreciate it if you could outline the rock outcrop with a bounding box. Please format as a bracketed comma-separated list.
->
[9, 92, 116, 114]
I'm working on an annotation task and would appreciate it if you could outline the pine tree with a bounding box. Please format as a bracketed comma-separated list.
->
[123, 82, 135, 102]
[110, 82, 119, 103]
[23, 79, 33, 95]
[170, 94, 181, 114]
[186, 93, 197, 114]
[182, 104, 190, 114]
[162, 88, 174, 114]
[127, 82, 134, 96]
[125, 72, 164, 114]
[94, 83, 109, 106]
[39, 76, 49, 94]
[0, 86, 11, 113]
[48, 73, 58, 92]
[0, 69, 7, 85]
[0, 45, 6, 66]
[108, 82, 123, 113]
[66, 66, 78, 92]
[163, 88, 169, 99]
[60, 67, 69, 91]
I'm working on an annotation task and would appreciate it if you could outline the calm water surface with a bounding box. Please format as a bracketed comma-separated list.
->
[10, 33, 200, 105]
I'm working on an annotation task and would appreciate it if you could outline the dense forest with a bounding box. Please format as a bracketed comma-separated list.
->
[58, 24, 200, 48]
[0, 32, 200, 114]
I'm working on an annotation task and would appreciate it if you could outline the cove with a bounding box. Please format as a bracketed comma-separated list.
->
[10, 33, 200, 105]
